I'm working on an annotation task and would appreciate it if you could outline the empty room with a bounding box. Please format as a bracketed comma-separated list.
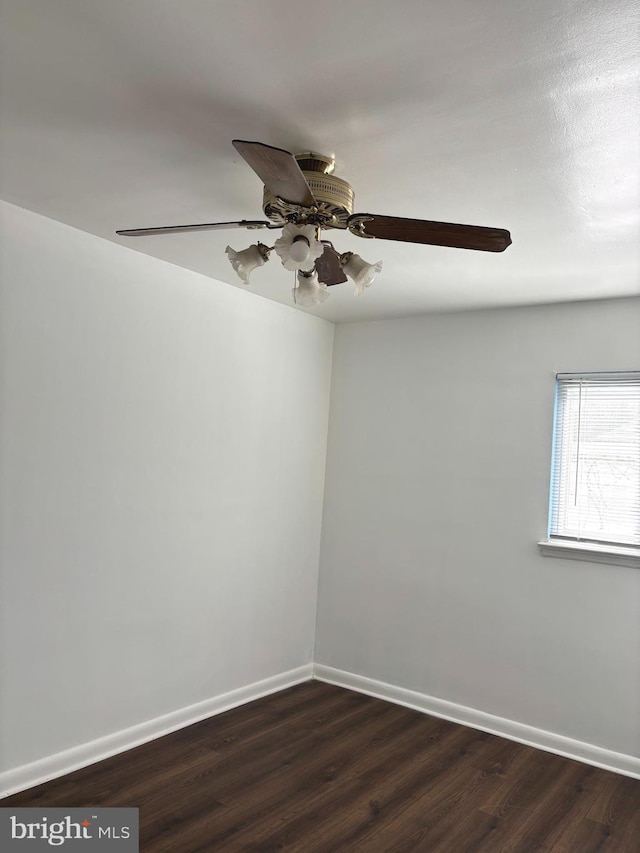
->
[1, 1, 639, 851]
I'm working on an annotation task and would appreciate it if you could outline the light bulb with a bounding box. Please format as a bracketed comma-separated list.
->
[288, 237, 311, 264]
[274, 224, 324, 271]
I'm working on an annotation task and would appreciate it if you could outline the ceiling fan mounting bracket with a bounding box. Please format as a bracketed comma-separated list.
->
[293, 152, 336, 175]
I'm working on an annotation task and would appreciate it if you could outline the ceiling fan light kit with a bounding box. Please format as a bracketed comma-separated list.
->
[339, 252, 384, 296]
[293, 270, 330, 307]
[225, 243, 271, 285]
[274, 223, 324, 271]
[117, 139, 511, 306]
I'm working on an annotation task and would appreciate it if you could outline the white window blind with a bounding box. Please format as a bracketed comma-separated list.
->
[548, 372, 640, 549]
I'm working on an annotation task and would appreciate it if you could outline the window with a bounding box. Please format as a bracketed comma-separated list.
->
[539, 371, 640, 568]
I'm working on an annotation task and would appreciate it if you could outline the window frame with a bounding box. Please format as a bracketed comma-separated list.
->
[538, 370, 640, 569]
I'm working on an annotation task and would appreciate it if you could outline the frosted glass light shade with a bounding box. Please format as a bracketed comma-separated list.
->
[340, 252, 383, 295]
[275, 223, 324, 271]
[226, 243, 270, 284]
[292, 270, 330, 307]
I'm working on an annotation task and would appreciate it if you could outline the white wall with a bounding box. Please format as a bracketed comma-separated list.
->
[316, 297, 640, 757]
[0, 201, 334, 772]
[2, 203, 638, 779]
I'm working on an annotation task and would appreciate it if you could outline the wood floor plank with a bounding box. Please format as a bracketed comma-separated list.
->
[475, 759, 597, 852]
[191, 704, 445, 850]
[142, 697, 404, 851]
[586, 771, 640, 825]
[317, 731, 495, 852]
[2, 681, 639, 852]
[235, 719, 478, 852]
[582, 773, 640, 851]
[551, 815, 639, 853]
[361, 735, 530, 852]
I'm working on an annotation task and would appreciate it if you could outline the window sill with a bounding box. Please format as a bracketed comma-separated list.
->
[538, 539, 640, 569]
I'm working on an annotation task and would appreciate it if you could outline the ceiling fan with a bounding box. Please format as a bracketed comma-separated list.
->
[116, 140, 511, 306]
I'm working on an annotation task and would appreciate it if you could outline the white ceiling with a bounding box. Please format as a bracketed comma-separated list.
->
[1, 0, 639, 322]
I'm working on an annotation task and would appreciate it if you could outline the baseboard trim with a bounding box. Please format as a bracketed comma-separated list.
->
[4, 662, 636, 798]
[0, 664, 313, 799]
[313, 664, 640, 780]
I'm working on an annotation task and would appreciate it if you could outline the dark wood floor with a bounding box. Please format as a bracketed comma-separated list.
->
[3, 681, 639, 851]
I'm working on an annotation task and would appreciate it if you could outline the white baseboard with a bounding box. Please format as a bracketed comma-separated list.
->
[3, 661, 637, 798]
[313, 664, 640, 780]
[0, 664, 313, 799]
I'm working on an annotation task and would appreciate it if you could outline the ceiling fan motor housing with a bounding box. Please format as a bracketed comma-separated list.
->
[262, 152, 355, 228]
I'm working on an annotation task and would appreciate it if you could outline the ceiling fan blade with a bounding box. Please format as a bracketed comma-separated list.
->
[116, 220, 282, 237]
[315, 244, 348, 286]
[348, 213, 512, 253]
[232, 140, 317, 207]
